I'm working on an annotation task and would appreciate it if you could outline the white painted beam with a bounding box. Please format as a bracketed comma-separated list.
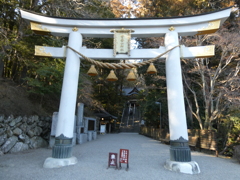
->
[35, 45, 215, 59]
[30, 20, 222, 38]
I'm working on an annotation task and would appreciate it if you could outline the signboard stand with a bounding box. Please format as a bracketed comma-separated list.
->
[119, 149, 129, 171]
[100, 124, 106, 134]
[107, 153, 118, 170]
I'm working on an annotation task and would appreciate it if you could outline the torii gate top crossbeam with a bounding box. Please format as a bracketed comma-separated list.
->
[20, 7, 232, 38]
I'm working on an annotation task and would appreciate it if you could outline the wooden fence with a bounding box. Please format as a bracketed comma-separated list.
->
[139, 126, 218, 156]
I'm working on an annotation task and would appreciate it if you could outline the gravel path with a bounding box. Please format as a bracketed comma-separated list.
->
[0, 133, 239, 180]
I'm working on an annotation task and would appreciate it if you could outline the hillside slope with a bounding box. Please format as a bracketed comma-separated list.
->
[0, 78, 59, 116]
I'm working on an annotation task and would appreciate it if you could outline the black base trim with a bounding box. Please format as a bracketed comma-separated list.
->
[52, 134, 73, 159]
[170, 136, 191, 162]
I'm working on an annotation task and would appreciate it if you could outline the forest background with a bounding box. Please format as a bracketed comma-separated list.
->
[0, 0, 240, 156]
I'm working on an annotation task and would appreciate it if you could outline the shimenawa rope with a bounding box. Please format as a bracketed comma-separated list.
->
[66, 45, 180, 69]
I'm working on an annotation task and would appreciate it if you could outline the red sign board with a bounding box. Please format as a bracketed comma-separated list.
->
[119, 149, 129, 164]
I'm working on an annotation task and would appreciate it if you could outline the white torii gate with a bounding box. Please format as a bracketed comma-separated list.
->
[20, 7, 232, 174]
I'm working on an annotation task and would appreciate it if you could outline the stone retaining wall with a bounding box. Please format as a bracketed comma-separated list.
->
[0, 115, 51, 155]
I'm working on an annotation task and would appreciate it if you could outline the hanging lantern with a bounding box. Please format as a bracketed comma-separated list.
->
[87, 65, 98, 76]
[106, 70, 118, 81]
[126, 69, 136, 81]
[147, 63, 157, 74]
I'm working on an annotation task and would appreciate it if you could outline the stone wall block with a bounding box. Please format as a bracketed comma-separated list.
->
[27, 123, 37, 134]
[14, 116, 23, 124]
[15, 122, 22, 128]
[42, 128, 49, 135]
[0, 115, 4, 122]
[0, 123, 4, 128]
[6, 128, 13, 137]
[42, 134, 50, 141]
[9, 142, 29, 153]
[9, 120, 16, 127]
[13, 128, 22, 136]
[18, 134, 26, 142]
[29, 137, 48, 149]
[30, 122, 37, 129]
[34, 127, 42, 136]
[24, 135, 30, 144]
[34, 115, 39, 122]
[38, 121, 45, 127]
[0, 134, 7, 146]
[22, 116, 28, 123]
[45, 122, 50, 128]
[0, 127, 6, 135]
[41, 128, 50, 140]
[45, 117, 51, 122]
[4, 115, 14, 123]
[27, 129, 35, 138]
[26, 125, 31, 132]
[27, 116, 34, 125]
[27, 116, 38, 125]
[19, 123, 27, 132]
[1, 136, 18, 153]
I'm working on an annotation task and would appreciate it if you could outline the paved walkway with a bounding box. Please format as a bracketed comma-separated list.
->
[0, 133, 240, 180]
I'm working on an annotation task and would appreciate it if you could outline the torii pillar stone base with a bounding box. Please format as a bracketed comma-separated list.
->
[43, 157, 78, 169]
[164, 160, 201, 174]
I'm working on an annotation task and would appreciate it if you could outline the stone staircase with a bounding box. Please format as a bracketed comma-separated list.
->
[120, 104, 140, 133]
[119, 125, 140, 133]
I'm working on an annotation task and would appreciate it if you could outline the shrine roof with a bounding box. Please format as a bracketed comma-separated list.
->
[95, 110, 117, 119]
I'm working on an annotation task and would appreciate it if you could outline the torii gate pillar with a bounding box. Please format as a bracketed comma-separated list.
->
[164, 31, 200, 174]
[43, 31, 82, 168]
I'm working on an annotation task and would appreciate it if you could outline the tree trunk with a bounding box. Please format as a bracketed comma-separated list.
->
[0, 58, 4, 78]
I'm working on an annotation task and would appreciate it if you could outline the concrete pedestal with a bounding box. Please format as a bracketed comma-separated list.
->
[76, 126, 84, 134]
[77, 103, 84, 126]
[93, 131, 97, 140]
[72, 133, 76, 146]
[88, 132, 93, 141]
[164, 159, 200, 174]
[43, 156, 77, 168]
[76, 134, 88, 144]
[49, 136, 55, 148]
